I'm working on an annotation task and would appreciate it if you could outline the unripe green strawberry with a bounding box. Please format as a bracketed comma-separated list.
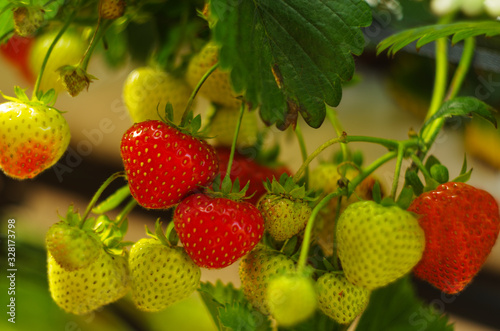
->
[48, 250, 130, 315]
[316, 272, 370, 324]
[239, 246, 296, 314]
[99, 0, 126, 19]
[310, 164, 381, 254]
[123, 66, 193, 124]
[337, 201, 425, 290]
[0, 99, 70, 179]
[267, 273, 317, 327]
[29, 29, 87, 93]
[209, 106, 258, 148]
[45, 221, 101, 271]
[257, 175, 314, 241]
[129, 238, 201, 312]
[13, 6, 44, 37]
[258, 195, 311, 242]
[186, 42, 241, 108]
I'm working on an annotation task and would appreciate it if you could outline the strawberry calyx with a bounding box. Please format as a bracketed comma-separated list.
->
[205, 173, 252, 201]
[157, 103, 211, 140]
[145, 219, 179, 247]
[94, 214, 132, 255]
[263, 173, 316, 203]
[58, 65, 98, 97]
[1, 86, 59, 111]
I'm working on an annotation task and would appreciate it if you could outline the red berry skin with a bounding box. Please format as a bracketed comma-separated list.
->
[174, 193, 264, 269]
[0, 35, 34, 83]
[216, 147, 292, 205]
[120, 120, 219, 209]
[408, 182, 500, 294]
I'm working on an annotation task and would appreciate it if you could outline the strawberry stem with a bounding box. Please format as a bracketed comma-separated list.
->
[330, 195, 343, 270]
[182, 62, 219, 124]
[79, 15, 113, 71]
[81, 171, 125, 228]
[224, 102, 245, 184]
[115, 198, 138, 226]
[390, 144, 405, 198]
[297, 191, 342, 272]
[326, 107, 349, 161]
[32, 9, 77, 98]
[293, 121, 308, 184]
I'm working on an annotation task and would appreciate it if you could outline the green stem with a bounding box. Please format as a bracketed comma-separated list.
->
[326, 107, 349, 161]
[224, 102, 245, 183]
[331, 195, 343, 270]
[81, 171, 125, 227]
[294, 121, 308, 184]
[347, 150, 398, 196]
[115, 198, 138, 225]
[410, 154, 432, 179]
[80, 18, 113, 70]
[390, 144, 405, 198]
[297, 191, 342, 272]
[32, 9, 77, 98]
[182, 62, 219, 123]
[293, 134, 403, 182]
[446, 37, 476, 100]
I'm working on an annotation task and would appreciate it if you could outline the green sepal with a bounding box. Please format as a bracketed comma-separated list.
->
[1, 86, 60, 110]
[372, 181, 382, 204]
[207, 174, 251, 201]
[92, 185, 131, 214]
[94, 214, 131, 250]
[322, 257, 337, 272]
[424, 155, 441, 173]
[280, 235, 299, 257]
[430, 164, 449, 184]
[404, 170, 424, 197]
[165, 221, 179, 246]
[396, 186, 414, 210]
[263, 173, 316, 202]
[452, 154, 473, 183]
[379, 196, 398, 208]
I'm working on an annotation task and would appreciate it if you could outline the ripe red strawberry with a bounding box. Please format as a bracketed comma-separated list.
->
[0, 91, 71, 179]
[46, 221, 101, 271]
[120, 119, 219, 209]
[129, 238, 201, 312]
[408, 182, 500, 294]
[173, 193, 264, 268]
[337, 200, 425, 290]
[216, 147, 292, 204]
[0, 35, 35, 83]
[239, 246, 296, 314]
[316, 272, 371, 324]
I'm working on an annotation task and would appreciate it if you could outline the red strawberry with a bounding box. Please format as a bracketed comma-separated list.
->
[120, 120, 219, 209]
[408, 182, 500, 294]
[0, 35, 35, 83]
[173, 193, 264, 268]
[216, 147, 291, 204]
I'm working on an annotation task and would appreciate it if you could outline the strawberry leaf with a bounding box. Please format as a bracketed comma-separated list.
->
[420, 97, 497, 135]
[377, 21, 500, 56]
[210, 0, 371, 129]
[355, 276, 454, 331]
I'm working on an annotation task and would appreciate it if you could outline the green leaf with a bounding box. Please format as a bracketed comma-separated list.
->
[92, 184, 131, 214]
[405, 170, 424, 197]
[377, 21, 500, 56]
[372, 181, 382, 204]
[198, 281, 272, 331]
[356, 276, 454, 331]
[0, 1, 14, 41]
[421, 97, 497, 134]
[211, 0, 371, 129]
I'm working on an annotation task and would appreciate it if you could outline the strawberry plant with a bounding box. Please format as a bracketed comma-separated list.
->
[1, 0, 500, 330]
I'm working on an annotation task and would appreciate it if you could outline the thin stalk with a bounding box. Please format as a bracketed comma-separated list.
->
[331, 195, 343, 270]
[390, 144, 405, 198]
[445, 37, 475, 101]
[410, 154, 432, 179]
[79, 18, 113, 70]
[294, 121, 308, 184]
[115, 198, 138, 225]
[293, 137, 342, 182]
[326, 107, 349, 161]
[182, 62, 218, 123]
[224, 102, 245, 183]
[32, 9, 77, 98]
[347, 150, 398, 196]
[297, 191, 342, 272]
[81, 171, 125, 227]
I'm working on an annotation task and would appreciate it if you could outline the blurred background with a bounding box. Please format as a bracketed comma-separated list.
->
[1, 0, 500, 330]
